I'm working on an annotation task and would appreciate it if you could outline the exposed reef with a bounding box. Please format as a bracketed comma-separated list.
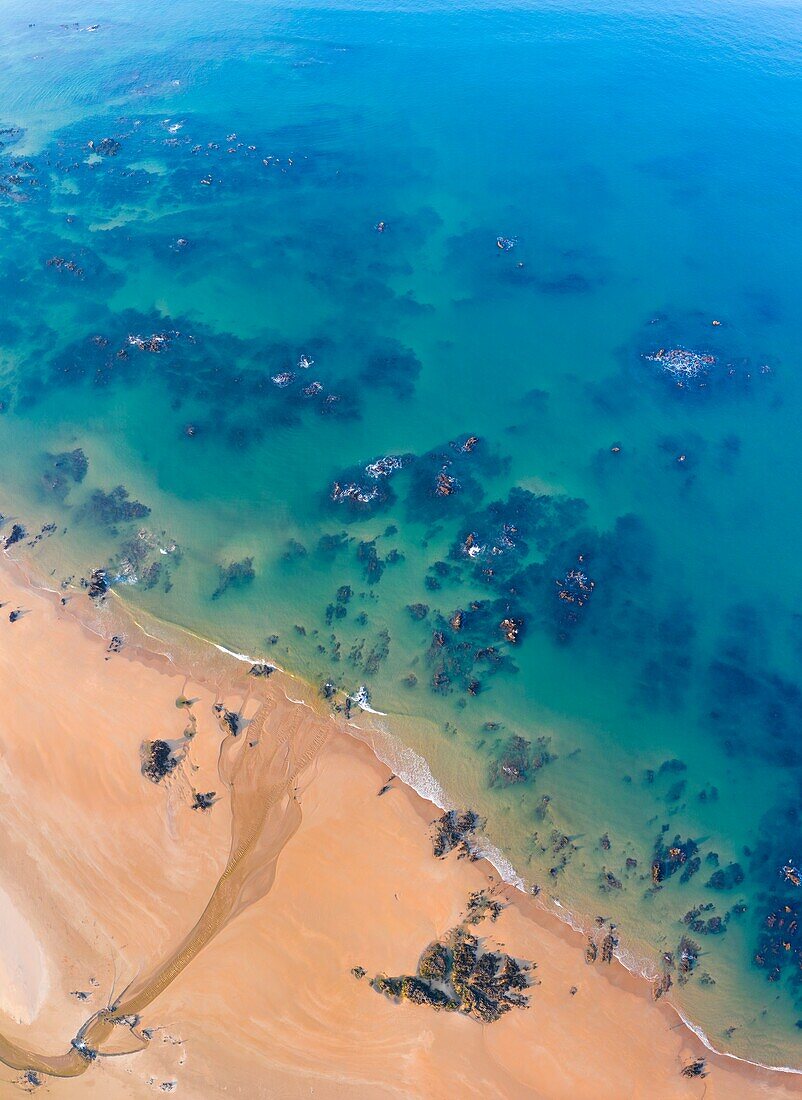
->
[366, 893, 532, 1023]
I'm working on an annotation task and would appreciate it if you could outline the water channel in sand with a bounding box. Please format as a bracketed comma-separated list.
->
[0, 699, 329, 1080]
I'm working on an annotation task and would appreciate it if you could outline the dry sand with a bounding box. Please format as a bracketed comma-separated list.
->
[0, 553, 798, 1099]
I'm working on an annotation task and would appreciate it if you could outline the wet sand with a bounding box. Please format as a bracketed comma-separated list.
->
[0, 553, 798, 1098]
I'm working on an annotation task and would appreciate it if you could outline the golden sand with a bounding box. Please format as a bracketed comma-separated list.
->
[0, 553, 798, 1098]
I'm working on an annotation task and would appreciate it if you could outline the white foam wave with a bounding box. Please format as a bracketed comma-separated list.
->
[671, 1007, 802, 1076]
[212, 642, 280, 669]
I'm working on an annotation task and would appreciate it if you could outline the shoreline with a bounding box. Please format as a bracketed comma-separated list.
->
[0, 548, 799, 1097]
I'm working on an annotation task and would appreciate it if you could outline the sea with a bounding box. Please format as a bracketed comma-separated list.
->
[1, 0, 802, 1071]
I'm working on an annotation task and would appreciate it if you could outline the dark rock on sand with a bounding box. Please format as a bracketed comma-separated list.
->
[213, 704, 239, 736]
[141, 739, 179, 784]
[248, 662, 275, 677]
[191, 791, 216, 811]
[369, 910, 531, 1023]
[3, 523, 26, 549]
[431, 809, 483, 860]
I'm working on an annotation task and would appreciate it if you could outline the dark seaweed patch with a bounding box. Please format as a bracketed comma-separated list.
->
[706, 863, 745, 890]
[42, 448, 88, 497]
[212, 557, 255, 600]
[488, 734, 555, 788]
[80, 485, 150, 532]
[359, 341, 421, 398]
[422, 599, 517, 696]
[3, 523, 26, 549]
[317, 531, 350, 556]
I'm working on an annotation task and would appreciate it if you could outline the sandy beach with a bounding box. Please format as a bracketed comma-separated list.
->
[0, 551, 798, 1099]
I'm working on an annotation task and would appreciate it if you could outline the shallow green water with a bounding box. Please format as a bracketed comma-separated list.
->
[1, 0, 802, 1069]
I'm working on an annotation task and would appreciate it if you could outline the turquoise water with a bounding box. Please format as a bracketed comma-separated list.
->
[2, 0, 802, 1068]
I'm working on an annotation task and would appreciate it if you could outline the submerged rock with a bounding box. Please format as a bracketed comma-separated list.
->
[488, 734, 554, 788]
[91, 137, 121, 157]
[43, 448, 88, 495]
[83, 485, 150, 529]
[651, 834, 700, 886]
[3, 523, 26, 550]
[212, 557, 255, 600]
[706, 862, 744, 890]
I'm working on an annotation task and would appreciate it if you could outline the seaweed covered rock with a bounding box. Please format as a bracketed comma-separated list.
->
[464, 889, 504, 925]
[92, 137, 121, 157]
[248, 662, 275, 678]
[677, 935, 701, 976]
[682, 904, 727, 935]
[370, 974, 403, 998]
[141, 739, 179, 783]
[449, 928, 530, 1022]
[213, 703, 240, 737]
[356, 539, 386, 584]
[418, 941, 452, 983]
[399, 975, 457, 1010]
[362, 629, 391, 674]
[422, 599, 516, 697]
[431, 809, 483, 859]
[402, 435, 497, 522]
[653, 971, 672, 1000]
[681, 1059, 707, 1079]
[329, 453, 412, 516]
[450, 927, 479, 991]
[600, 931, 617, 963]
[86, 568, 108, 601]
[450, 487, 587, 590]
[191, 791, 216, 811]
[488, 734, 554, 787]
[555, 567, 595, 615]
[368, 913, 531, 1023]
[651, 834, 700, 885]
